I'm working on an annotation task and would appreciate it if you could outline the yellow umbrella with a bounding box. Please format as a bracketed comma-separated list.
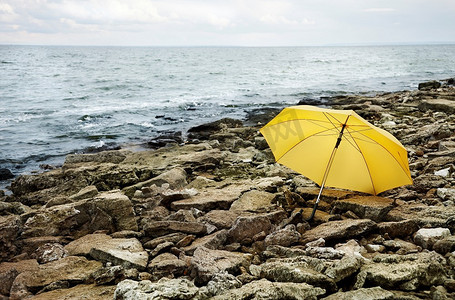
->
[260, 105, 413, 220]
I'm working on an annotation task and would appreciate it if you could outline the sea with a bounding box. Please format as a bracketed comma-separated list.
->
[1, 44, 455, 187]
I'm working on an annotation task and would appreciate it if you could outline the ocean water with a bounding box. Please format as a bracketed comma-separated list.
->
[1, 44, 455, 181]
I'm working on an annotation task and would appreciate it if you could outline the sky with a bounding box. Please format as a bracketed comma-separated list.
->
[1, 0, 455, 47]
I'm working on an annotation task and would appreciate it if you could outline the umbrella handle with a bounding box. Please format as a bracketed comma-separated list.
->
[306, 183, 324, 222]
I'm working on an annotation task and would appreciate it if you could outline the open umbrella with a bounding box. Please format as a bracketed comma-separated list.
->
[260, 105, 413, 221]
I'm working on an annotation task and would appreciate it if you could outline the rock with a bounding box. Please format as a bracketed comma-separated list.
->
[230, 190, 277, 211]
[35, 243, 67, 264]
[182, 230, 228, 255]
[418, 80, 441, 90]
[259, 257, 337, 292]
[190, 246, 252, 285]
[300, 219, 377, 244]
[414, 227, 451, 249]
[114, 278, 200, 300]
[437, 188, 455, 201]
[212, 278, 325, 300]
[322, 286, 394, 300]
[0, 260, 39, 297]
[22, 190, 137, 238]
[0, 168, 14, 180]
[354, 252, 448, 290]
[187, 118, 243, 140]
[65, 234, 148, 270]
[92, 265, 138, 285]
[264, 224, 301, 247]
[172, 184, 247, 211]
[65, 150, 129, 165]
[227, 215, 272, 245]
[147, 253, 187, 281]
[386, 202, 455, 229]
[198, 210, 239, 229]
[205, 272, 242, 297]
[433, 235, 455, 254]
[334, 196, 394, 222]
[382, 238, 420, 254]
[10, 256, 102, 299]
[335, 239, 366, 258]
[378, 219, 419, 238]
[142, 220, 207, 238]
[0, 215, 22, 261]
[324, 255, 363, 282]
[30, 284, 116, 300]
[304, 246, 345, 259]
[143, 232, 187, 249]
[69, 185, 98, 200]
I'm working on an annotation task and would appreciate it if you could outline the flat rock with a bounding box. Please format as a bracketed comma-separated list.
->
[29, 284, 115, 300]
[324, 255, 363, 282]
[142, 220, 207, 238]
[0, 259, 39, 296]
[65, 234, 148, 270]
[322, 286, 394, 300]
[230, 190, 277, 211]
[183, 230, 228, 255]
[147, 253, 187, 281]
[264, 224, 301, 247]
[171, 184, 247, 211]
[334, 196, 394, 222]
[10, 256, 102, 299]
[212, 278, 325, 300]
[386, 202, 455, 229]
[378, 219, 419, 238]
[300, 219, 377, 244]
[190, 246, 252, 285]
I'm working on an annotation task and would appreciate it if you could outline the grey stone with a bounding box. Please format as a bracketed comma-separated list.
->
[324, 255, 363, 282]
[212, 278, 325, 300]
[227, 215, 272, 245]
[264, 224, 301, 247]
[142, 220, 207, 238]
[230, 190, 277, 211]
[114, 278, 199, 300]
[414, 227, 451, 249]
[322, 286, 394, 300]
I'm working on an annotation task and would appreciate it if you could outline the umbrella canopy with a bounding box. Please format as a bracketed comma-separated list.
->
[260, 105, 412, 218]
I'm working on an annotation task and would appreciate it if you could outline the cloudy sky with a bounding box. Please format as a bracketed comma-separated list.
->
[1, 0, 454, 46]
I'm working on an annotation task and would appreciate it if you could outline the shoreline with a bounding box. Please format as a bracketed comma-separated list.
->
[1, 79, 455, 298]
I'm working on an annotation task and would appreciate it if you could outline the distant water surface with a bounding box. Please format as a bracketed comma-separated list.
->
[1, 45, 455, 180]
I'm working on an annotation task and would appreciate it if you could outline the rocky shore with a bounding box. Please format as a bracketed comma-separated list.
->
[1, 80, 455, 299]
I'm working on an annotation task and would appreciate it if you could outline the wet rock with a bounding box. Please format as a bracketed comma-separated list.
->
[10, 256, 102, 300]
[230, 190, 277, 211]
[142, 220, 207, 238]
[65, 233, 148, 270]
[190, 246, 252, 285]
[354, 252, 448, 291]
[187, 118, 243, 140]
[334, 196, 394, 222]
[0, 168, 14, 180]
[418, 80, 441, 90]
[414, 227, 451, 249]
[30, 284, 116, 300]
[212, 278, 325, 300]
[114, 278, 200, 300]
[322, 286, 394, 300]
[227, 215, 272, 245]
[300, 219, 377, 244]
